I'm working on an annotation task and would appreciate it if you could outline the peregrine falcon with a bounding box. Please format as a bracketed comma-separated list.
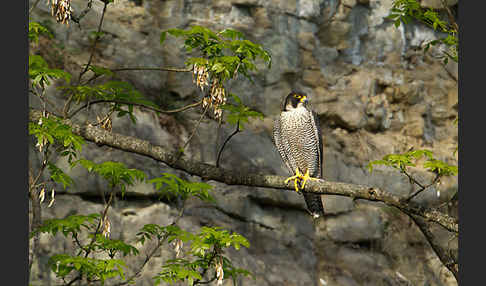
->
[273, 91, 325, 218]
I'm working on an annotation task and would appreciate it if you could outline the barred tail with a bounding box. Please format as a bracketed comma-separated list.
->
[303, 192, 325, 218]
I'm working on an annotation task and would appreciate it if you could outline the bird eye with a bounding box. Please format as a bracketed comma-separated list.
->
[294, 94, 301, 98]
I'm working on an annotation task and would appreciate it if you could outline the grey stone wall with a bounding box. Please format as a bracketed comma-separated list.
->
[29, 0, 458, 285]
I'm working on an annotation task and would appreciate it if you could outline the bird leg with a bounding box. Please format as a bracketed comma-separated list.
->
[284, 169, 319, 192]
[284, 168, 304, 192]
[300, 169, 318, 190]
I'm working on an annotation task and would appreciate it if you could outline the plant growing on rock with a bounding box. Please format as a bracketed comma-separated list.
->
[388, 0, 458, 64]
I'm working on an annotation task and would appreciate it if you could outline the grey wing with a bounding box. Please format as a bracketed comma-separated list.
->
[273, 117, 295, 175]
[311, 110, 323, 178]
[303, 110, 325, 217]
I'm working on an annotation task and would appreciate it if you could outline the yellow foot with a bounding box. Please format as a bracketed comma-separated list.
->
[284, 169, 319, 192]
[284, 168, 303, 192]
[300, 169, 319, 189]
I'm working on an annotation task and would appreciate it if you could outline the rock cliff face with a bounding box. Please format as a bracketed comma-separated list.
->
[29, 0, 458, 285]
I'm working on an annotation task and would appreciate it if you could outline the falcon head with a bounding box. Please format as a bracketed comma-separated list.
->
[282, 91, 308, 111]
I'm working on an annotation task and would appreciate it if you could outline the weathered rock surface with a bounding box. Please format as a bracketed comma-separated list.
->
[29, 0, 458, 285]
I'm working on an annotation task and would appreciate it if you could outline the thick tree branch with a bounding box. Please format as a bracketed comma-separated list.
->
[29, 109, 458, 233]
[409, 214, 458, 280]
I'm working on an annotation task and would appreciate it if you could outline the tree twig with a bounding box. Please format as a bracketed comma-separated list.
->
[28, 109, 459, 233]
[216, 120, 240, 168]
[193, 247, 218, 285]
[29, 0, 42, 15]
[30, 89, 64, 116]
[77, 1, 109, 84]
[440, 0, 458, 32]
[115, 202, 187, 285]
[70, 0, 94, 29]
[64, 188, 116, 285]
[68, 99, 202, 119]
[406, 172, 441, 201]
[174, 105, 209, 163]
[115, 233, 168, 286]
[28, 143, 51, 284]
[194, 275, 217, 285]
[82, 65, 193, 86]
[111, 67, 193, 73]
[65, 276, 80, 286]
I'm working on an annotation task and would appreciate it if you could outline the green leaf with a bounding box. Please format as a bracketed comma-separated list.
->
[29, 54, 71, 88]
[47, 163, 74, 190]
[89, 65, 114, 77]
[29, 21, 53, 44]
[220, 94, 264, 130]
[160, 31, 167, 44]
[48, 254, 127, 283]
[149, 173, 215, 203]
[75, 160, 146, 193]
[31, 213, 100, 238]
[163, 25, 271, 82]
[90, 234, 139, 257]
[424, 159, 458, 176]
[29, 115, 85, 163]
[60, 80, 159, 123]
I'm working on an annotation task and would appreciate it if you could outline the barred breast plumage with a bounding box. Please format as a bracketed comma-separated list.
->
[276, 107, 321, 177]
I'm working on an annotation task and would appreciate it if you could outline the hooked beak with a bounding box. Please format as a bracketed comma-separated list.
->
[300, 95, 308, 104]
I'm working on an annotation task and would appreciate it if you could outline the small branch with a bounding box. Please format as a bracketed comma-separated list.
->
[30, 89, 64, 117]
[216, 120, 240, 168]
[176, 105, 209, 161]
[194, 275, 217, 285]
[111, 67, 193, 73]
[68, 99, 202, 119]
[115, 234, 168, 286]
[85, 189, 116, 259]
[64, 188, 116, 286]
[65, 276, 81, 286]
[28, 144, 51, 284]
[115, 201, 186, 286]
[194, 274, 217, 285]
[62, 94, 75, 119]
[193, 247, 218, 285]
[72, 233, 90, 254]
[406, 173, 441, 202]
[443, 63, 458, 83]
[28, 187, 42, 283]
[70, 0, 94, 29]
[29, 0, 42, 15]
[440, 0, 458, 32]
[82, 66, 193, 86]
[77, 1, 109, 84]
[402, 168, 425, 189]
